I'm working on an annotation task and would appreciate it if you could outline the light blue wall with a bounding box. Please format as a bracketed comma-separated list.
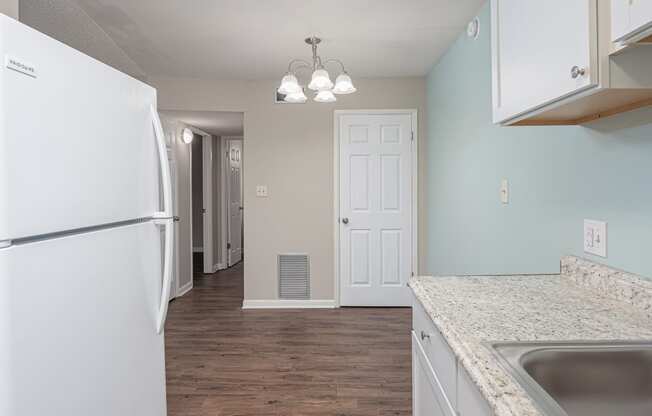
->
[426, 2, 652, 278]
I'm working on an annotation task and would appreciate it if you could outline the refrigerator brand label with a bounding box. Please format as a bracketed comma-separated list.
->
[5, 55, 37, 78]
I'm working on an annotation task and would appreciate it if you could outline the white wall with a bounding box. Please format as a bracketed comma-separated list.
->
[152, 77, 427, 302]
[1, 0, 18, 18]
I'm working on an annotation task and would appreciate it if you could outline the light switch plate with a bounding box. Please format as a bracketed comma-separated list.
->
[500, 179, 509, 204]
[256, 185, 268, 197]
[584, 219, 607, 258]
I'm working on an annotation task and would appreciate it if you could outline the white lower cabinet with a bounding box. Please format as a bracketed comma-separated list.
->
[412, 333, 452, 416]
[458, 366, 493, 416]
[412, 297, 492, 416]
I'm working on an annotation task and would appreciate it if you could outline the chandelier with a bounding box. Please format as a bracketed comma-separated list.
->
[277, 36, 357, 103]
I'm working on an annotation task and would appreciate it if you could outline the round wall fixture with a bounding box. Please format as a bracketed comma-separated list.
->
[182, 128, 194, 144]
[467, 17, 480, 39]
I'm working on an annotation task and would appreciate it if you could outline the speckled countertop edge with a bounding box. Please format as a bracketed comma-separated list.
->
[409, 256, 652, 416]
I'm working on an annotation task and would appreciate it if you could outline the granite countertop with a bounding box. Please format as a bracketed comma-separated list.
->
[409, 256, 652, 416]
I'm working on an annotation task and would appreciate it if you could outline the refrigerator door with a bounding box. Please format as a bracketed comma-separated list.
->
[0, 221, 167, 416]
[0, 15, 161, 241]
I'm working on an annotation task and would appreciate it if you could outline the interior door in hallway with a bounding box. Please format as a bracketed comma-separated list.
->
[338, 112, 415, 306]
[227, 139, 243, 266]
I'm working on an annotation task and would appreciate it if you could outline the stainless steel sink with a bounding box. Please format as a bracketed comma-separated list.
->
[489, 341, 652, 416]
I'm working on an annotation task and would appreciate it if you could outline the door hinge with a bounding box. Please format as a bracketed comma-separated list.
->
[227, 242, 231, 249]
[411, 131, 414, 141]
[202, 208, 206, 214]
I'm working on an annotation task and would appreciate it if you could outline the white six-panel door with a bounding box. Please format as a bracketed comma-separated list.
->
[338, 112, 415, 306]
[227, 139, 243, 266]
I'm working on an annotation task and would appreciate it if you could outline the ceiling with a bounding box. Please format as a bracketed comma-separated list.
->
[73, 0, 484, 80]
[160, 110, 244, 137]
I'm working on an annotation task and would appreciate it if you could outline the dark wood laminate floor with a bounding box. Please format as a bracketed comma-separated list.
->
[165, 260, 412, 416]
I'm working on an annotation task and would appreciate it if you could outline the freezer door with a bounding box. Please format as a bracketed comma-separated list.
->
[0, 222, 167, 416]
[0, 15, 161, 241]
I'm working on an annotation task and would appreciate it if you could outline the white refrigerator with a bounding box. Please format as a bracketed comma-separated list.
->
[0, 14, 172, 416]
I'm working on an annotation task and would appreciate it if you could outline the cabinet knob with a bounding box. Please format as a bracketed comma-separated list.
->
[571, 66, 586, 79]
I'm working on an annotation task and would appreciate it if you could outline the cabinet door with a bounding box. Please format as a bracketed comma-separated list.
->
[458, 366, 492, 416]
[630, 0, 652, 35]
[413, 334, 448, 416]
[492, 0, 598, 123]
[611, 0, 632, 42]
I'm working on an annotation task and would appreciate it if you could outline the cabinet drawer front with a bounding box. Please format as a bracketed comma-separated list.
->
[412, 298, 457, 409]
[412, 332, 456, 416]
[458, 366, 492, 416]
[492, 0, 598, 123]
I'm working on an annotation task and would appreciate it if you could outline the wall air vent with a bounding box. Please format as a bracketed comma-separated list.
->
[278, 254, 310, 300]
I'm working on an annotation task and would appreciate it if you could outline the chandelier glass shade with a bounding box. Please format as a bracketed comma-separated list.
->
[333, 73, 357, 95]
[284, 89, 308, 103]
[278, 74, 301, 95]
[278, 36, 356, 103]
[314, 89, 337, 103]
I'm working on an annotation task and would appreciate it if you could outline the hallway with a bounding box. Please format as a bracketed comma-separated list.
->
[164, 263, 412, 416]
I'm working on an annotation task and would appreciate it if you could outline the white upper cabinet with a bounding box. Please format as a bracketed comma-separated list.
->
[492, 0, 652, 125]
[491, 0, 597, 124]
[612, 0, 652, 44]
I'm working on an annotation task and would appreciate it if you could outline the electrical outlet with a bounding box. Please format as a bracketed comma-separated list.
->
[584, 219, 607, 258]
[256, 185, 268, 197]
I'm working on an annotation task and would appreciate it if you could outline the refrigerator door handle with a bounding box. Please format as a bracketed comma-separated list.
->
[155, 218, 174, 333]
[150, 105, 175, 333]
[150, 105, 173, 221]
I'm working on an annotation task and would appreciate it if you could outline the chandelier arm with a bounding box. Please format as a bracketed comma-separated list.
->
[287, 59, 312, 74]
[322, 58, 347, 73]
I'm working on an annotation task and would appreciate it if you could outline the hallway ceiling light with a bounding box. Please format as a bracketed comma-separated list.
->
[182, 128, 194, 144]
[278, 36, 357, 103]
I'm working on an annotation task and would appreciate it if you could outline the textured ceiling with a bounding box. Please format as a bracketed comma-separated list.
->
[160, 111, 244, 137]
[20, 0, 147, 80]
[72, 0, 484, 80]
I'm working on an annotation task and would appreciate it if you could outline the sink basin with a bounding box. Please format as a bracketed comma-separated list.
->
[489, 341, 652, 416]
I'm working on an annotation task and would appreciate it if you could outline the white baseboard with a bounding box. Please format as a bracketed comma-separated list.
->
[212, 263, 227, 273]
[193, 247, 203, 253]
[175, 282, 193, 298]
[242, 299, 337, 309]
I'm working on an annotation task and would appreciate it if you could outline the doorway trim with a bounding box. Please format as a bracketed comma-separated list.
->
[332, 109, 418, 308]
[187, 125, 215, 274]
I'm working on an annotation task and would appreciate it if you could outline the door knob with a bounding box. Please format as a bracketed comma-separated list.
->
[571, 66, 586, 79]
[341, 217, 349, 224]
